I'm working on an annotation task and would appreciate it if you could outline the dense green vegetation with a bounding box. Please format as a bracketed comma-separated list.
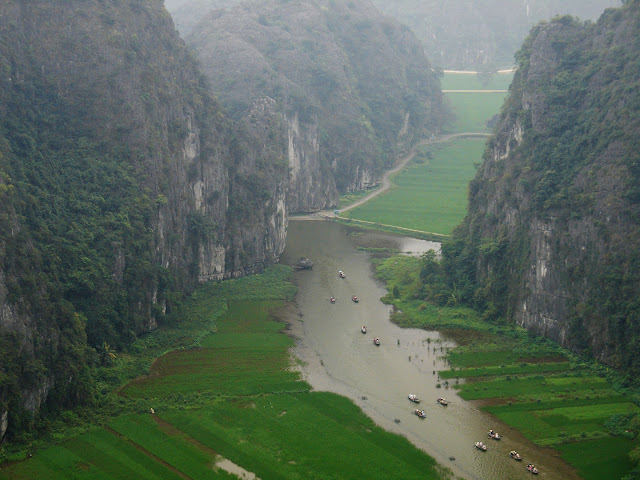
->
[376, 254, 640, 479]
[431, 2, 640, 380]
[342, 138, 485, 235]
[1, 265, 451, 479]
[0, 0, 250, 444]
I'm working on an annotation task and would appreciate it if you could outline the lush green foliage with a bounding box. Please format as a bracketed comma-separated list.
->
[435, 3, 640, 382]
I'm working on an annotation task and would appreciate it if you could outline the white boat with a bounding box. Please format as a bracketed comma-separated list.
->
[436, 397, 449, 406]
[488, 429, 500, 440]
[510, 451, 522, 461]
[361, 326, 367, 334]
[373, 338, 380, 346]
[408, 394, 420, 403]
[414, 409, 426, 418]
[474, 441, 487, 451]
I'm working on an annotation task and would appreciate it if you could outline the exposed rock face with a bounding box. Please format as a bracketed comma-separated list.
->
[186, 0, 446, 212]
[453, 4, 640, 372]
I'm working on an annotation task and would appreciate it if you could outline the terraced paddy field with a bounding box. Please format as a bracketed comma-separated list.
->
[0, 265, 452, 480]
[448, 348, 639, 478]
[342, 138, 485, 235]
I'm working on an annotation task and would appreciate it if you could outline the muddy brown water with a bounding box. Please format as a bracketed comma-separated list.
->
[280, 219, 581, 480]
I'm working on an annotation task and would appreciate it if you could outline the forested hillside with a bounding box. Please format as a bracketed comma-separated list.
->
[0, 0, 289, 442]
[186, 0, 447, 211]
[0, 0, 446, 443]
[432, 1, 640, 376]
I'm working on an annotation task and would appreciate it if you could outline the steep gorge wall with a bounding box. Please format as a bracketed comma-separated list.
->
[451, 3, 640, 372]
[186, 0, 446, 212]
[0, 0, 286, 441]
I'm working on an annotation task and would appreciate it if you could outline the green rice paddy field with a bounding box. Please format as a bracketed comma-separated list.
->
[442, 71, 512, 134]
[0, 266, 451, 480]
[340, 72, 512, 235]
[448, 348, 639, 479]
[342, 138, 485, 235]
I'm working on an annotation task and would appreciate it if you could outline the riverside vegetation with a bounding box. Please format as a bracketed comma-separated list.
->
[0, 265, 452, 480]
[376, 253, 640, 480]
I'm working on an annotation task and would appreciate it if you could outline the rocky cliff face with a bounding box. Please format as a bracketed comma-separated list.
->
[186, 0, 446, 212]
[0, 0, 286, 441]
[451, 3, 640, 372]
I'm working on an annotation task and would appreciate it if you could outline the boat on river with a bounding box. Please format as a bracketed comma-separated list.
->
[338, 270, 345, 278]
[488, 429, 500, 440]
[414, 409, 426, 418]
[361, 325, 367, 334]
[408, 394, 420, 403]
[436, 397, 448, 406]
[330, 296, 336, 303]
[352, 295, 359, 303]
[373, 338, 380, 346]
[510, 451, 522, 461]
[474, 441, 487, 451]
[526, 464, 539, 474]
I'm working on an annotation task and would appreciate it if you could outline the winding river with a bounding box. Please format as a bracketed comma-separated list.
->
[280, 219, 581, 480]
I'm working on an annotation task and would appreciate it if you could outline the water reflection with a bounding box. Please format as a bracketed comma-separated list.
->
[280, 220, 580, 480]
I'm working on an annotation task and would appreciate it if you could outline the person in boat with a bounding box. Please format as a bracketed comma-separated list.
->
[330, 296, 335, 302]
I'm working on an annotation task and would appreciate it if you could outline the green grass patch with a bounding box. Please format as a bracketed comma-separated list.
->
[121, 300, 308, 398]
[557, 437, 636, 480]
[343, 138, 485, 235]
[440, 361, 571, 379]
[109, 414, 234, 480]
[456, 375, 616, 401]
[0, 428, 184, 480]
[162, 392, 448, 480]
[445, 92, 508, 133]
[447, 349, 566, 368]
